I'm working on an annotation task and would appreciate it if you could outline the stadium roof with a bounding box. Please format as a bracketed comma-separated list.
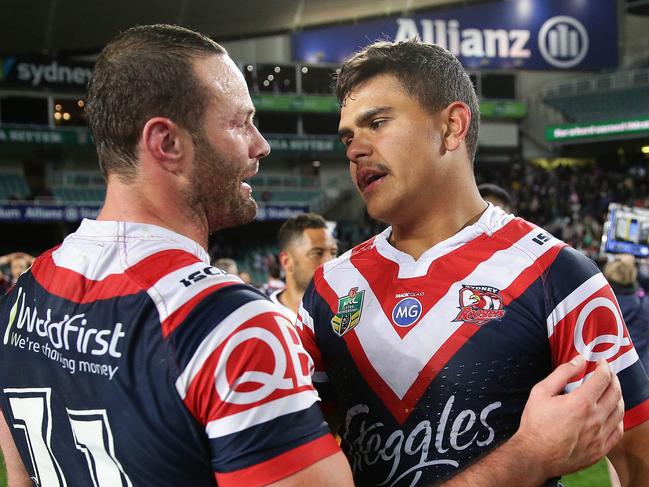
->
[0, 0, 479, 56]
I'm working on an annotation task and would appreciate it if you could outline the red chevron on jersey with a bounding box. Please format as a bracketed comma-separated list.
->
[348, 218, 541, 339]
[315, 217, 565, 423]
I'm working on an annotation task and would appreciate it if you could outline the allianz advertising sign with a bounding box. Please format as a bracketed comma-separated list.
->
[291, 0, 617, 70]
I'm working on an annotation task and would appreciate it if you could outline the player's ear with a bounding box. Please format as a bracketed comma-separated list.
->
[442, 102, 471, 153]
[278, 251, 291, 272]
[141, 117, 189, 174]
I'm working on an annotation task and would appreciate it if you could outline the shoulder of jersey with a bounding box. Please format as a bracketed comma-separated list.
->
[315, 235, 377, 282]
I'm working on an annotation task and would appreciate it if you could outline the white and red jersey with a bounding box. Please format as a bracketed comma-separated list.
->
[0, 219, 338, 487]
[297, 204, 649, 486]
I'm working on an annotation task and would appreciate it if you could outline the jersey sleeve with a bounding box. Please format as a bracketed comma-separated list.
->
[170, 284, 339, 486]
[544, 246, 649, 430]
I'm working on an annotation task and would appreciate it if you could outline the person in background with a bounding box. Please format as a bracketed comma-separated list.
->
[213, 257, 239, 275]
[0, 252, 34, 293]
[604, 254, 649, 373]
[259, 256, 285, 296]
[271, 213, 338, 321]
[478, 182, 513, 213]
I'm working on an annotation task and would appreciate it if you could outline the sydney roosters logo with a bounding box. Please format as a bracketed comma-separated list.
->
[453, 285, 505, 325]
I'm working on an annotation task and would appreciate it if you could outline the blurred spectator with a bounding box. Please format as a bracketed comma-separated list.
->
[0, 252, 35, 293]
[213, 257, 239, 275]
[238, 271, 253, 285]
[478, 183, 513, 213]
[259, 257, 285, 296]
[603, 254, 649, 371]
[272, 213, 337, 318]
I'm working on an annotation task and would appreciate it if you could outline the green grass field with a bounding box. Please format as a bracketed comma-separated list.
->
[0, 454, 611, 486]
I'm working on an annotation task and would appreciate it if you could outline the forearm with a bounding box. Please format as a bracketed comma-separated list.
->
[441, 435, 547, 487]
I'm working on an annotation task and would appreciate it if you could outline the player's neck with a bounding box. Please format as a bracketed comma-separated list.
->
[98, 177, 209, 250]
[388, 189, 487, 260]
[279, 280, 304, 314]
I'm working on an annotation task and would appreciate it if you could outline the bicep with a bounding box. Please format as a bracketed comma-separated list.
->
[0, 409, 32, 487]
[608, 421, 649, 487]
[267, 450, 353, 487]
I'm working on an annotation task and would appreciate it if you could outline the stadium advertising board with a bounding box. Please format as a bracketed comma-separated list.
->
[0, 203, 307, 222]
[546, 117, 649, 142]
[602, 204, 649, 258]
[0, 204, 100, 223]
[0, 57, 94, 90]
[0, 127, 93, 146]
[291, 0, 617, 70]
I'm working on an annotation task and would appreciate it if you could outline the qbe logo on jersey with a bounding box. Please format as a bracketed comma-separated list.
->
[538, 16, 589, 68]
[392, 297, 423, 327]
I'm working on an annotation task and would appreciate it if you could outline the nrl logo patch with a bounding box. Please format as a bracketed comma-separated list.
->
[453, 285, 505, 326]
[331, 287, 365, 336]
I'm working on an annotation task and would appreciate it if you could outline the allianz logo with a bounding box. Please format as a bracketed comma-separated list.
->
[394, 15, 589, 68]
[4, 287, 126, 358]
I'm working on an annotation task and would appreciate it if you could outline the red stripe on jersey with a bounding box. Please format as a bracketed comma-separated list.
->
[214, 434, 340, 487]
[500, 242, 566, 304]
[160, 281, 237, 337]
[313, 266, 341, 316]
[350, 218, 537, 339]
[31, 248, 200, 304]
[624, 398, 649, 430]
[295, 317, 325, 376]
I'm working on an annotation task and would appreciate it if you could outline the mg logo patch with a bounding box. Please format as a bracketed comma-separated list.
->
[453, 285, 505, 326]
[392, 297, 423, 327]
[331, 287, 365, 336]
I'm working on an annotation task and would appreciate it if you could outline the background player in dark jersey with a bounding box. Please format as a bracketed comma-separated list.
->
[0, 24, 353, 487]
[273, 213, 338, 317]
[297, 39, 649, 486]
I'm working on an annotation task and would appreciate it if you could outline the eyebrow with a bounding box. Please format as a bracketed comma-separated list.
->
[338, 106, 394, 140]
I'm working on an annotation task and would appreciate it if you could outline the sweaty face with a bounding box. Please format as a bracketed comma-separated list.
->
[187, 55, 270, 232]
[288, 228, 338, 292]
[338, 74, 446, 226]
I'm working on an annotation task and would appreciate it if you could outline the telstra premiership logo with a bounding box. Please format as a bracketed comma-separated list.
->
[0, 57, 17, 82]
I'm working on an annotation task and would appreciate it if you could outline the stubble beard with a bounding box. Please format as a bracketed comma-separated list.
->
[185, 132, 257, 233]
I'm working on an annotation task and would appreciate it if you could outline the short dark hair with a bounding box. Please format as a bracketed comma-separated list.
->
[336, 39, 480, 162]
[278, 213, 328, 251]
[478, 183, 512, 208]
[85, 24, 226, 181]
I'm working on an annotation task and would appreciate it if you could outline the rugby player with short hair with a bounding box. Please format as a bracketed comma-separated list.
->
[0, 24, 352, 487]
[271, 213, 338, 320]
[297, 39, 649, 486]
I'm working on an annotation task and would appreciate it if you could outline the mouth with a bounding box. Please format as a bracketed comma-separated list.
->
[240, 162, 259, 196]
[356, 166, 388, 193]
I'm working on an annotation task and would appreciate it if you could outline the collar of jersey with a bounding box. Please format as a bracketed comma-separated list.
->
[75, 218, 211, 264]
[372, 204, 505, 278]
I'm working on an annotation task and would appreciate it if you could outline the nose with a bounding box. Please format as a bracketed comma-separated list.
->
[251, 124, 271, 160]
[346, 136, 372, 165]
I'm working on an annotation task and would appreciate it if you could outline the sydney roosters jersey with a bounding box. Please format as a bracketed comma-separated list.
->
[0, 220, 338, 487]
[297, 205, 649, 486]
